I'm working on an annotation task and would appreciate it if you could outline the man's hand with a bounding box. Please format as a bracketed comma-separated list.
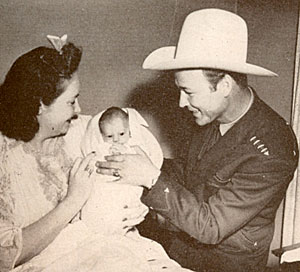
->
[95, 145, 160, 189]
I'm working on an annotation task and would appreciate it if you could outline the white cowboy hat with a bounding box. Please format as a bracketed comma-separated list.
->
[143, 9, 277, 76]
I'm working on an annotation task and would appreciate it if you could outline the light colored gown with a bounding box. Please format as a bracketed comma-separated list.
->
[0, 114, 192, 272]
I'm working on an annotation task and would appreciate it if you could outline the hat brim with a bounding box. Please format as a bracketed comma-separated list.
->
[143, 47, 277, 77]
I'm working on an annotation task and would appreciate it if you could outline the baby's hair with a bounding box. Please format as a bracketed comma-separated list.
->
[98, 107, 129, 133]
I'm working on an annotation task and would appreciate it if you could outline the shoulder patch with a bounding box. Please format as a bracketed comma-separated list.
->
[250, 136, 269, 156]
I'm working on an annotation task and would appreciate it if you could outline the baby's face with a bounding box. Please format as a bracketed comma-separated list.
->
[100, 118, 130, 144]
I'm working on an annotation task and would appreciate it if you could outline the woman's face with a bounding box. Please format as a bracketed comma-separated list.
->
[38, 73, 81, 138]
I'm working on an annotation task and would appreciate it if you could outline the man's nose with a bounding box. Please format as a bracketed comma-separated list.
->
[179, 91, 189, 108]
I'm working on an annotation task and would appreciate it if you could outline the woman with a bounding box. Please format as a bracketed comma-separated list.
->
[0, 36, 192, 272]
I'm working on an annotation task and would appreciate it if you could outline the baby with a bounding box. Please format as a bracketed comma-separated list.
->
[80, 107, 163, 235]
[98, 106, 134, 157]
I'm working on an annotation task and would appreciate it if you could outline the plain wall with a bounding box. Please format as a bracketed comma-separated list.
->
[0, 0, 297, 148]
[237, 0, 299, 266]
[1, 0, 298, 267]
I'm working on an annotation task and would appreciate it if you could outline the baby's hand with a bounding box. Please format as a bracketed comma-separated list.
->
[109, 143, 128, 155]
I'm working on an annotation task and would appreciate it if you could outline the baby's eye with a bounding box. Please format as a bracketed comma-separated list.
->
[107, 135, 113, 138]
[120, 132, 125, 136]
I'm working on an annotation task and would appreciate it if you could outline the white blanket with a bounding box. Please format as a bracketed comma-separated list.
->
[80, 108, 163, 234]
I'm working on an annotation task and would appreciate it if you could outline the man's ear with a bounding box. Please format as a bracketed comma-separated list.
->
[217, 74, 233, 97]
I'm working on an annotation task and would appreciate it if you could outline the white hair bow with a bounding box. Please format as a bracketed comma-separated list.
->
[46, 34, 68, 54]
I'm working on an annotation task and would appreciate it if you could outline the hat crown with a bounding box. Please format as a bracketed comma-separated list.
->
[142, 8, 277, 76]
[175, 9, 248, 64]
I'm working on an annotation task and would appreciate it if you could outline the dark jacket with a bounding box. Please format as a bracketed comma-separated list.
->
[142, 91, 299, 272]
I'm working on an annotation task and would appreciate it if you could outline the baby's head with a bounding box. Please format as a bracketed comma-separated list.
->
[98, 107, 130, 144]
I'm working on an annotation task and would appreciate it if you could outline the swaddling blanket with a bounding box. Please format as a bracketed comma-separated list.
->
[80, 108, 163, 234]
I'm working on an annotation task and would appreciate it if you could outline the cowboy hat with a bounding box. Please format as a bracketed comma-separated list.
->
[143, 9, 277, 76]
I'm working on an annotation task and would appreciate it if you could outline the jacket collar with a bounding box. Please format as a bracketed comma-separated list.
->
[192, 88, 265, 170]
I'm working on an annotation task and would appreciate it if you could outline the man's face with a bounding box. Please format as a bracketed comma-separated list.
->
[175, 69, 228, 126]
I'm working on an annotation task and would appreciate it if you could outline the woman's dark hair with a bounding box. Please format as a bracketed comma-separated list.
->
[202, 69, 248, 91]
[0, 42, 82, 142]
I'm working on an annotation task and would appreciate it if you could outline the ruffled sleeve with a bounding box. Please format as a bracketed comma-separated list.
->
[0, 137, 23, 271]
[0, 222, 22, 271]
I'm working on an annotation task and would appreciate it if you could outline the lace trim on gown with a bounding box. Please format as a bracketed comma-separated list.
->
[0, 171, 15, 222]
[22, 137, 73, 206]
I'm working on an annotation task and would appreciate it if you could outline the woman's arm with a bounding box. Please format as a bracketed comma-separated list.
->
[16, 153, 96, 266]
[16, 195, 81, 265]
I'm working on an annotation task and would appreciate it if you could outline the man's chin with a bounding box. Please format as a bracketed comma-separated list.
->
[194, 117, 208, 126]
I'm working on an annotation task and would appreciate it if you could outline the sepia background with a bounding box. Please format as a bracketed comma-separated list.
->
[1, 0, 299, 267]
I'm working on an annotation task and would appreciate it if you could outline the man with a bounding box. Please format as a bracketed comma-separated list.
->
[96, 9, 299, 272]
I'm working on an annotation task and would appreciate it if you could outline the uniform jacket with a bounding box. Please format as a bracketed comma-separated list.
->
[142, 90, 299, 272]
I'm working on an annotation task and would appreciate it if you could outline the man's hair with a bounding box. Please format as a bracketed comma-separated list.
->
[0, 42, 82, 142]
[202, 69, 248, 91]
[98, 107, 129, 133]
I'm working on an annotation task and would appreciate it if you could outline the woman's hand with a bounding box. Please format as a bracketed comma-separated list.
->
[66, 152, 96, 207]
[95, 146, 160, 189]
[121, 203, 149, 234]
[17, 152, 97, 266]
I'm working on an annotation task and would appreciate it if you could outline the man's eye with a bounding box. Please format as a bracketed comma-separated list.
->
[184, 91, 193, 96]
